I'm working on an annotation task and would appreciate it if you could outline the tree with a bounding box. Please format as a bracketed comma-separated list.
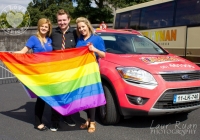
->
[73, 0, 92, 19]
[73, 0, 152, 23]
[73, 0, 113, 23]
[0, 0, 153, 28]
[73, 0, 152, 9]
[27, 0, 75, 26]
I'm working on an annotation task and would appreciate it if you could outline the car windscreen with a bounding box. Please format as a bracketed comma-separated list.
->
[97, 32, 168, 55]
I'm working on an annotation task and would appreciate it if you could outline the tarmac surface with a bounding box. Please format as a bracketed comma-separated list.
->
[0, 81, 200, 140]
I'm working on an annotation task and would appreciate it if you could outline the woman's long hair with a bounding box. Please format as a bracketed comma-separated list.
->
[76, 17, 95, 38]
[36, 18, 52, 46]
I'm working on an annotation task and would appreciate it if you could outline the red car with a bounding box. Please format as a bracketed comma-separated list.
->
[96, 28, 200, 125]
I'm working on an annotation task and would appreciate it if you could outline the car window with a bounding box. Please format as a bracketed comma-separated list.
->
[98, 33, 167, 54]
[133, 35, 165, 54]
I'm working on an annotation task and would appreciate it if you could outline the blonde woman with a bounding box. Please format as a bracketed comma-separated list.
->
[15, 18, 52, 131]
[76, 17, 106, 133]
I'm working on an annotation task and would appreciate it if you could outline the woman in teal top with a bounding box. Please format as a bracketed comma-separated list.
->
[15, 18, 52, 131]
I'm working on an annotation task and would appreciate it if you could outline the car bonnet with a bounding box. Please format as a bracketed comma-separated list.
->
[102, 53, 200, 74]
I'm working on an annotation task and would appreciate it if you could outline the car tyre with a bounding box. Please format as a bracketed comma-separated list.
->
[98, 84, 120, 125]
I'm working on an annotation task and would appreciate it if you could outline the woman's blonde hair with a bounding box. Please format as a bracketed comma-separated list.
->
[36, 18, 52, 46]
[76, 17, 95, 38]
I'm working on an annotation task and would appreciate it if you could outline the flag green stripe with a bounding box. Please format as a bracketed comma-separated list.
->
[27, 72, 101, 96]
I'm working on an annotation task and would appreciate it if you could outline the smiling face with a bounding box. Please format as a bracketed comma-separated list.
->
[39, 23, 49, 35]
[77, 21, 90, 37]
[57, 14, 70, 32]
[37, 18, 52, 37]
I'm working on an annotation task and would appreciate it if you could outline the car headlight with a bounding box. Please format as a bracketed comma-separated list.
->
[116, 67, 157, 85]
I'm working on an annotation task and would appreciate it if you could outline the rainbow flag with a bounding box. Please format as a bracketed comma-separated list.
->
[0, 47, 106, 116]
[22, 84, 37, 98]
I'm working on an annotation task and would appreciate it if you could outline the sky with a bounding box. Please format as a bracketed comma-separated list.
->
[0, 0, 96, 12]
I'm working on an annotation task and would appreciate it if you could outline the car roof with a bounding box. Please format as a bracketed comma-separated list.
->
[95, 28, 142, 35]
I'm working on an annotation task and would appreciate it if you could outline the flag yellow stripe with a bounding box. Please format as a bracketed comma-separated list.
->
[15, 62, 99, 86]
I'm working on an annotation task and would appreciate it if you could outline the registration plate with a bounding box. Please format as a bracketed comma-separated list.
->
[173, 93, 199, 104]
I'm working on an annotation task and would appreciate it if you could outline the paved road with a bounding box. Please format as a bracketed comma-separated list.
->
[0, 82, 200, 140]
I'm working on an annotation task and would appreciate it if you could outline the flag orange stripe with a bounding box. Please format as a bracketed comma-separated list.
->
[3, 53, 96, 75]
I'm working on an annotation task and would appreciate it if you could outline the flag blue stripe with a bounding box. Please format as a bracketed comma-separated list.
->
[40, 83, 104, 107]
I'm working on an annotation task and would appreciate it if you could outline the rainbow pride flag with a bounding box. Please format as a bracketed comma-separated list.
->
[0, 47, 106, 116]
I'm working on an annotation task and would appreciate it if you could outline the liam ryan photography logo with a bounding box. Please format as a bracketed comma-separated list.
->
[0, 4, 30, 35]
[150, 120, 197, 136]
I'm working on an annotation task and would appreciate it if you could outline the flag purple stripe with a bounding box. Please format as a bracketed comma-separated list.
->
[52, 93, 106, 116]
[21, 84, 37, 98]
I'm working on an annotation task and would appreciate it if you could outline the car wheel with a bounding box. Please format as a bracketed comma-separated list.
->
[98, 84, 120, 125]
